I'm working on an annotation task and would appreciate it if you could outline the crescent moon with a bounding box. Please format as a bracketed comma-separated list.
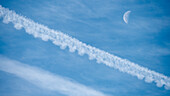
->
[123, 10, 131, 24]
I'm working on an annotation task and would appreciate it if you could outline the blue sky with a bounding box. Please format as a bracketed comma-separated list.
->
[0, 0, 170, 96]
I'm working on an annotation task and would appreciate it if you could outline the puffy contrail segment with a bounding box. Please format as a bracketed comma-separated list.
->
[0, 5, 170, 89]
[0, 55, 106, 96]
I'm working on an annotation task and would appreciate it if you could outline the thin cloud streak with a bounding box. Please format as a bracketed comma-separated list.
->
[0, 55, 106, 96]
[0, 5, 169, 89]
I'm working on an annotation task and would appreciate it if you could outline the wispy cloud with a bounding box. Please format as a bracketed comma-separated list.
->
[0, 55, 106, 96]
[0, 5, 169, 90]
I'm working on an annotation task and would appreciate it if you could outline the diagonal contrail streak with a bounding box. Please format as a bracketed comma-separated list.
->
[0, 5, 169, 89]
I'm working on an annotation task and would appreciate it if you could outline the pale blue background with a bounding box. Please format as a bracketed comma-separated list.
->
[0, 0, 170, 96]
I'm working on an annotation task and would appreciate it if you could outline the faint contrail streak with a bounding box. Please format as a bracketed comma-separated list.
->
[0, 55, 106, 96]
[0, 5, 169, 89]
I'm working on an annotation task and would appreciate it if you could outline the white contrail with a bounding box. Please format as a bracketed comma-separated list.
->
[0, 55, 107, 96]
[0, 5, 169, 89]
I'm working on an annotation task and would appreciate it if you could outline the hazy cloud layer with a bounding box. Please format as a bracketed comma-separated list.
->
[0, 55, 106, 96]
